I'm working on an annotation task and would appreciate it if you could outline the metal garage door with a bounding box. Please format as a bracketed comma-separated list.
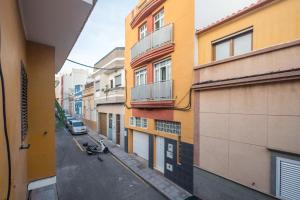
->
[133, 131, 149, 160]
[276, 157, 300, 200]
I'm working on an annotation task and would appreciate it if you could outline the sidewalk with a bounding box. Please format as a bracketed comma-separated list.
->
[87, 128, 192, 200]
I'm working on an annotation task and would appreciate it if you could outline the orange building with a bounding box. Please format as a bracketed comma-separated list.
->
[0, 0, 94, 199]
[124, 0, 195, 192]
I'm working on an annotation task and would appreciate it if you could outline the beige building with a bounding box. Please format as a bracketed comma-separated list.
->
[193, 1, 300, 200]
[92, 47, 126, 149]
[82, 80, 97, 132]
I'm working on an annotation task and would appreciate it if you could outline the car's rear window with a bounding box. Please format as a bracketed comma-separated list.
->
[73, 122, 84, 127]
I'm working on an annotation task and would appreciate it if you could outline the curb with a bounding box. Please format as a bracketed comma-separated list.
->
[87, 133, 173, 199]
[87, 131, 192, 200]
[108, 149, 173, 200]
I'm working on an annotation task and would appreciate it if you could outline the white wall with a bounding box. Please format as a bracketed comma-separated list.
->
[196, 0, 257, 30]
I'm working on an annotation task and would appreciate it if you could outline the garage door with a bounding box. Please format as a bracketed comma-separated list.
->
[133, 131, 149, 160]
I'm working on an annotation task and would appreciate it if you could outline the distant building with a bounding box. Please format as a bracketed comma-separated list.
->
[74, 84, 83, 116]
[92, 47, 125, 149]
[60, 68, 89, 114]
[82, 80, 97, 132]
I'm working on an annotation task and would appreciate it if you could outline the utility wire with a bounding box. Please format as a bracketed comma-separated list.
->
[66, 59, 123, 70]
[0, 63, 12, 200]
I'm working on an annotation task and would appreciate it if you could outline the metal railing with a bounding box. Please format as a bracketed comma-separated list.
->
[131, 23, 173, 60]
[131, 80, 173, 101]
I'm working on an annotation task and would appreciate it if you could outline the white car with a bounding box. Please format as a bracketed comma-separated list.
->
[70, 120, 87, 135]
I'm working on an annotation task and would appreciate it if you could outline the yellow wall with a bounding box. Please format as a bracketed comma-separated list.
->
[198, 0, 300, 65]
[125, 0, 195, 144]
[0, 0, 28, 198]
[0, 0, 56, 198]
[27, 41, 56, 182]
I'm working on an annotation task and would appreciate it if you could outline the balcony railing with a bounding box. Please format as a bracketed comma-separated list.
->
[131, 80, 173, 101]
[131, 23, 173, 60]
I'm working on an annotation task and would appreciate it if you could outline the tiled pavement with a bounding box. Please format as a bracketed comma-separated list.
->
[87, 128, 192, 200]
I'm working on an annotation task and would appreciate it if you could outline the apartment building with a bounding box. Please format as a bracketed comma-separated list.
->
[93, 47, 126, 149]
[82, 80, 97, 132]
[193, 0, 300, 199]
[60, 68, 89, 114]
[124, 0, 195, 192]
[0, 0, 94, 199]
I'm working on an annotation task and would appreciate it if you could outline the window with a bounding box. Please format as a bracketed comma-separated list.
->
[130, 117, 147, 128]
[155, 120, 181, 134]
[139, 24, 147, 40]
[95, 80, 100, 92]
[154, 9, 164, 31]
[142, 118, 147, 128]
[135, 68, 147, 86]
[154, 59, 171, 82]
[110, 79, 114, 88]
[115, 74, 121, 87]
[136, 117, 141, 127]
[20, 64, 28, 141]
[276, 157, 300, 200]
[213, 29, 252, 61]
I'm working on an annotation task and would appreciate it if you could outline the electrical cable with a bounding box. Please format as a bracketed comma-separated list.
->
[66, 59, 123, 70]
[0, 63, 12, 200]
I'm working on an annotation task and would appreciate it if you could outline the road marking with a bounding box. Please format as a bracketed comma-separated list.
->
[111, 155, 147, 185]
[73, 137, 84, 152]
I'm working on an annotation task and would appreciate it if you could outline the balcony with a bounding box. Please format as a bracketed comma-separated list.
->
[131, 80, 173, 106]
[95, 87, 125, 105]
[130, 24, 174, 68]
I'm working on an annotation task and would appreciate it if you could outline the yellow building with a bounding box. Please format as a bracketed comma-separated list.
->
[124, 0, 195, 192]
[193, 0, 300, 199]
[0, 0, 94, 199]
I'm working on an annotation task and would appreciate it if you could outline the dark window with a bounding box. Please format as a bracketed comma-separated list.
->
[110, 79, 114, 88]
[20, 63, 28, 141]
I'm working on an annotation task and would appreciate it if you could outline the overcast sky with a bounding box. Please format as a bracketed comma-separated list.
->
[58, 0, 138, 75]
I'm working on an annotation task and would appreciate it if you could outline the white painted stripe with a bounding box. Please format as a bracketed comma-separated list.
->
[28, 176, 56, 190]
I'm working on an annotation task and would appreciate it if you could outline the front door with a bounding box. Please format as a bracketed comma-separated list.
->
[108, 113, 113, 140]
[99, 113, 107, 137]
[116, 114, 120, 145]
[155, 136, 165, 173]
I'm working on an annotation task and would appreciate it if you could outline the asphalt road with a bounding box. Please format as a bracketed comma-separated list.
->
[56, 123, 167, 200]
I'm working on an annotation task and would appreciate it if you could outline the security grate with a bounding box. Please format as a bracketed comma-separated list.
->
[20, 63, 28, 141]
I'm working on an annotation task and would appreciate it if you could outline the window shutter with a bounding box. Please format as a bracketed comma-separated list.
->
[20, 64, 28, 141]
[276, 157, 300, 200]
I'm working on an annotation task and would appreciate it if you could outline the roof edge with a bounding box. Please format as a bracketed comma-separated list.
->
[196, 0, 275, 35]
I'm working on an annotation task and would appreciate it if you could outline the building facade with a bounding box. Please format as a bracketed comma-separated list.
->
[82, 81, 97, 132]
[93, 47, 126, 149]
[193, 0, 300, 199]
[124, 0, 195, 192]
[60, 68, 89, 114]
[74, 84, 83, 116]
[0, 0, 94, 199]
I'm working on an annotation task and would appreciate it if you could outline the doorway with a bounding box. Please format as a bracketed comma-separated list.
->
[116, 114, 120, 145]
